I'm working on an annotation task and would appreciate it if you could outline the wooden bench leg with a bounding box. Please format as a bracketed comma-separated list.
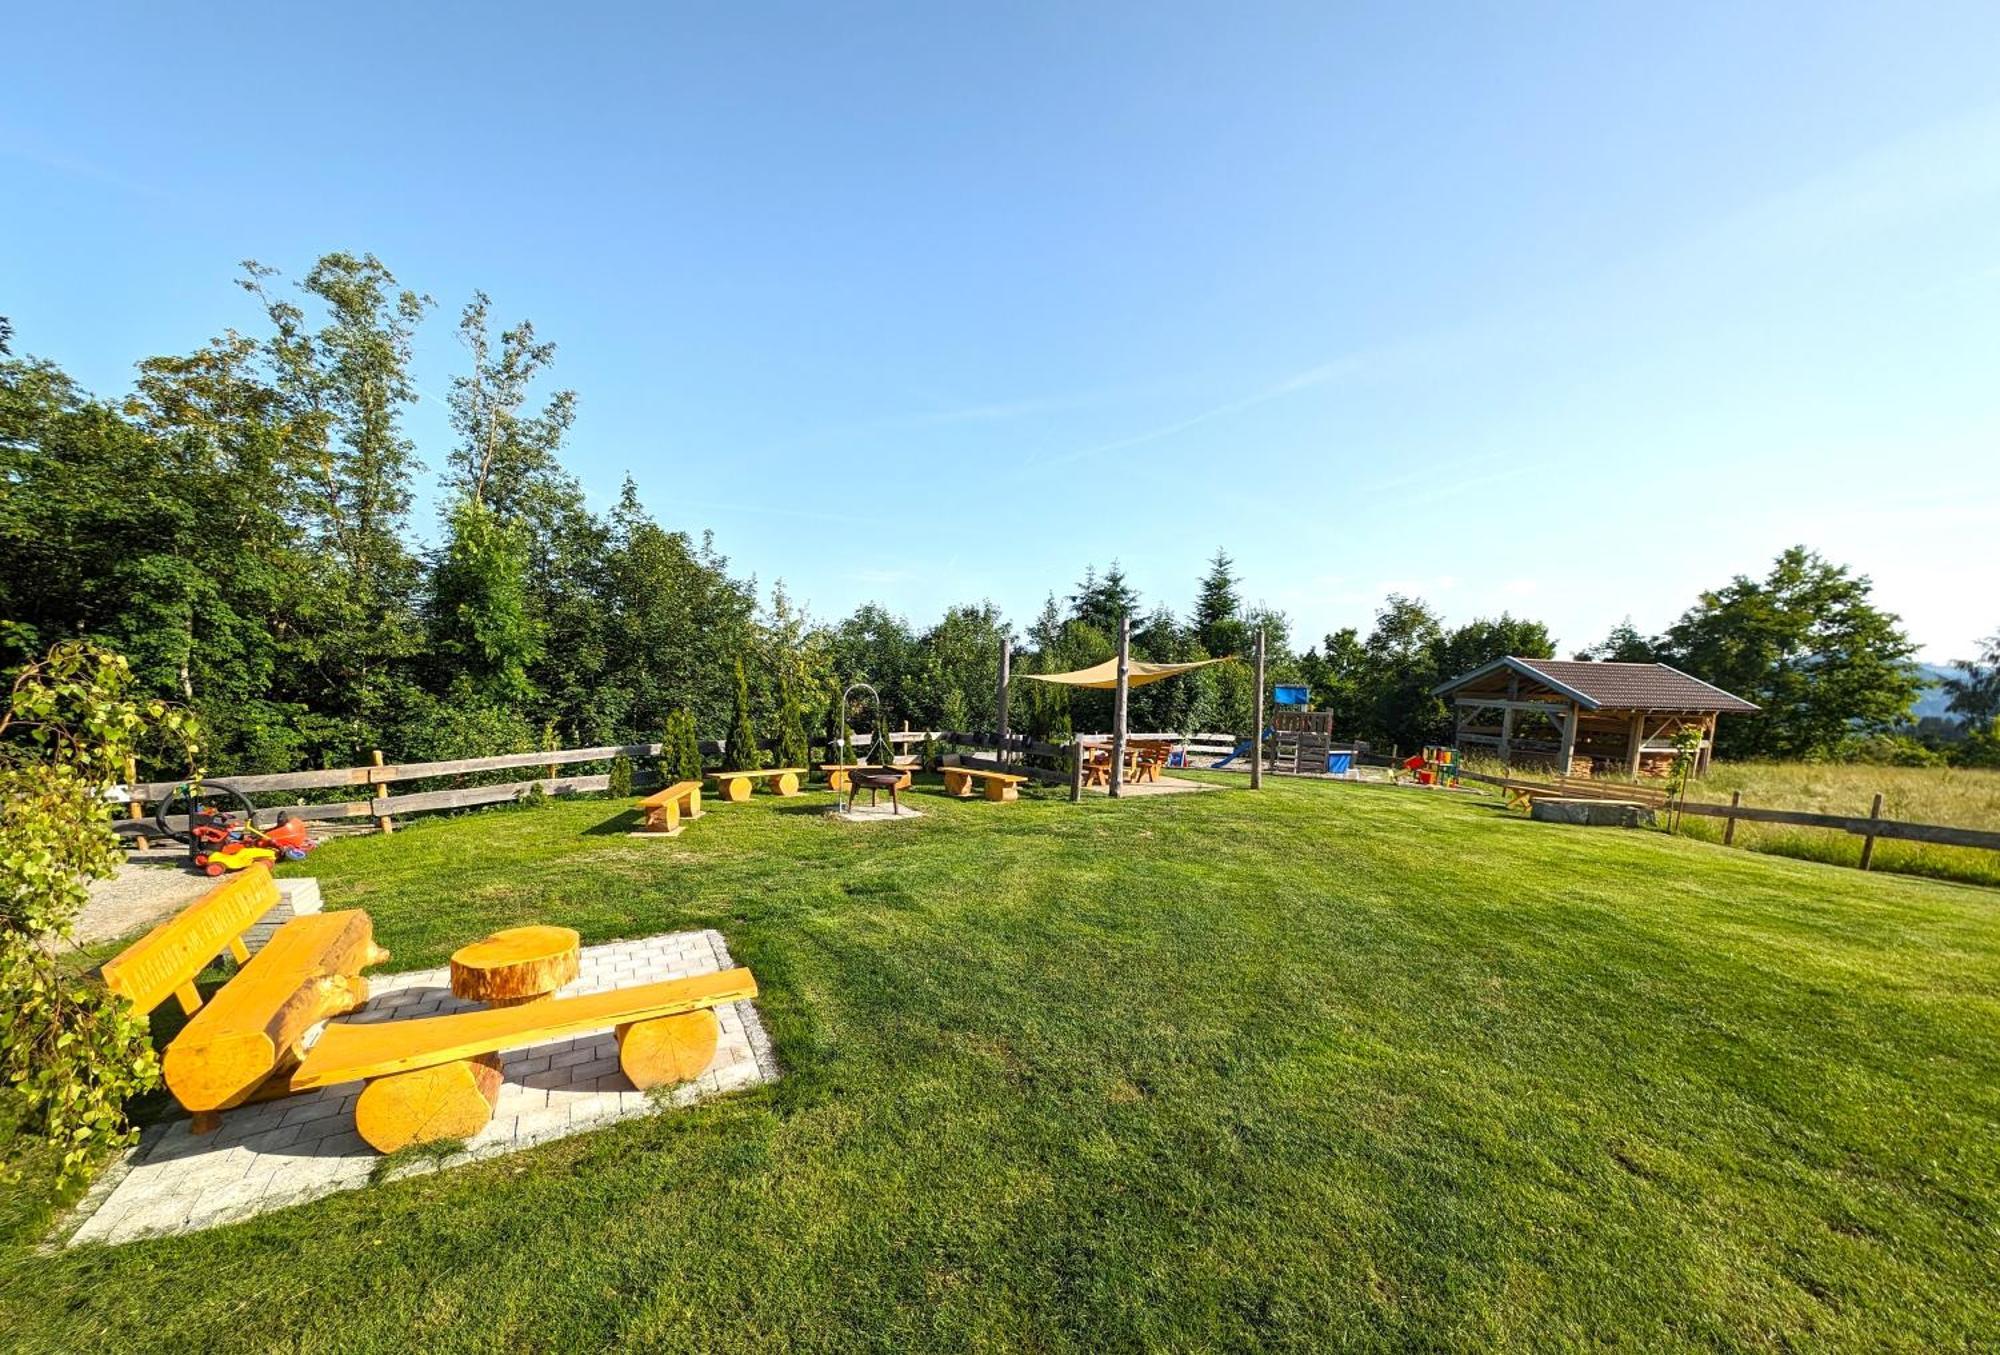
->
[771, 771, 800, 796]
[717, 778, 751, 803]
[615, 1009, 719, 1090]
[354, 1054, 505, 1153]
[983, 779, 1017, 802]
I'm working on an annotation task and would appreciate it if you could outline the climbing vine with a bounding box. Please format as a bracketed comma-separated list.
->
[0, 642, 198, 1185]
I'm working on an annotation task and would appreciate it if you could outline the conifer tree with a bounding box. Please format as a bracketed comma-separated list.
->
[660, 708, 703, 783]
[773, 670, 809, 769]
[724, 658, 762, 771]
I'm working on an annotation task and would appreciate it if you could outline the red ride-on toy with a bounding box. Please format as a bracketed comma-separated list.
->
[155, 781, 316, 876]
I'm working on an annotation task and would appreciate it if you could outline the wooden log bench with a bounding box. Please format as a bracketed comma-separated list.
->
[821, 764, 910, 794]
[1129, 742, 1174, 783]
[941, 767, 1028, 801]
[635, 779, 703, 835]
[707, 767, 807, 802]
[1502, 773, 1671, 813]
[291, 966, 759, 1152]
[101, 865, 392, 1133]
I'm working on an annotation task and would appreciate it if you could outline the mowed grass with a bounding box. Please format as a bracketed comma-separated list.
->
[3, 774, 1998, 1351]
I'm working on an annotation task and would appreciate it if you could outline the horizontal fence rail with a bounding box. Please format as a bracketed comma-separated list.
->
[115, 729, 1019, 834]
[1455, 769, 2000, 866]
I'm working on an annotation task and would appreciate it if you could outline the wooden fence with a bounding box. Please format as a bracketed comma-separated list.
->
[1454, 769, 2000, 869]
[118, 731, 949, 837]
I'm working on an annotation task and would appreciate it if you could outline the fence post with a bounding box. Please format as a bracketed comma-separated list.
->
[1723, 789, 1741, 847]
[1859, 792, 1884, 870]
[372, 749, 395, 835]
[125, 753, 151, 850]
[1070, 737, 1085, 803]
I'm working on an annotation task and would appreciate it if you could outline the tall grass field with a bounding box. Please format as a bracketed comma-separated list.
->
[1683, 761, 2000, 889]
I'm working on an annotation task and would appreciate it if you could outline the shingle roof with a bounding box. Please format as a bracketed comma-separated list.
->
[1434, 657, 1761, 713]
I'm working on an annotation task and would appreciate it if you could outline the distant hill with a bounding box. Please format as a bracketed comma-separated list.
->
[1912, 664, 1971, 720]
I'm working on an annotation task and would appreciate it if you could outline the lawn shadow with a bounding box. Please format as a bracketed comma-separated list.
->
[583, 808, 647, 836]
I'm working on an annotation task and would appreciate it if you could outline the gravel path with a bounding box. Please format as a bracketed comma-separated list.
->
[76, 847, 215, 945]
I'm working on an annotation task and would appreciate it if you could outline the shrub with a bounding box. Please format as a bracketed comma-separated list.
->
[660, 709, 703, 784]
[724, 659, 763, 772]
[875, 726, 898, 767]
[607, 754, 634, 799]
[0, 642, 197, 1187]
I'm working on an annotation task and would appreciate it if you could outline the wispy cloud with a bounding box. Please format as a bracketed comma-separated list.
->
[0, 133, 162, 198]
[1027, 353, 1373, 471]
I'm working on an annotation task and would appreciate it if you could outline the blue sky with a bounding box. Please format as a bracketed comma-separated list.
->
[6, 3, 1997, 660]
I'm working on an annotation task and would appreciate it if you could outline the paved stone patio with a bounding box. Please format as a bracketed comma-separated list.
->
[65, 928, 776, 1246]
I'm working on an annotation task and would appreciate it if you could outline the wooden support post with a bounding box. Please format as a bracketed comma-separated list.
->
[1498, 707, 1515, 767]
[1557, 701, 1578, 775]
[1625, 713, 1644, 778]
[1859, 792, 1884, 870]
[996, 637, 1011, 770]
[125, 753, 150, 850]
[1250, 629, 1266, 790]
[1070, 738, 1085, 803]
[1109, 618, 1130, 799]
[372, 750, 395, 835]
[1699, 714, 1716, 775]
[1724, 790, 1742, 846]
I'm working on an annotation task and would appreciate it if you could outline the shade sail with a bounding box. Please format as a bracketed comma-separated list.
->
[1018, 655, 1234, 690]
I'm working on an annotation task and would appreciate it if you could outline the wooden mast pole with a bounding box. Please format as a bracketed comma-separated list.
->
[1109, 617, 1130, 799]
[996, 637, 1011, 769]
[1251, 628, 1266, 791]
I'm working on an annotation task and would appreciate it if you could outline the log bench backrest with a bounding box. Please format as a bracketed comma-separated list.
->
[1557, 774, 1669, 807]
[162, 910, 389, 1112]
[101, 865, 280, 1016]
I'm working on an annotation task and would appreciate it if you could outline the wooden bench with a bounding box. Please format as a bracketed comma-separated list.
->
[1129, 741, 1175, 783]
[708, 767, 806, 802]
[941, 767, 1028, 801]
[1502, 773, 1671, 813]
[101, 865, 392, 1132]
[822, 763, 910, 794]
[292, 966, 759, 1152]
[635, 779, 704, 835]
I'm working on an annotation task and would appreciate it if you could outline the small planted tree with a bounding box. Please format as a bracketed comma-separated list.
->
[606, 754, 634, 799]
[660, 709, 703, 784]
[875, 724, 898, 767]
[1, 643, 198, 1186]
[773, 671, 810, 771]
[724, 659, 763, 772]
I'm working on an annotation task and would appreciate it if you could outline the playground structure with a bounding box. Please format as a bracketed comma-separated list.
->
[1402, 744, 1463, 788]
[1206, 684, 1355, 777]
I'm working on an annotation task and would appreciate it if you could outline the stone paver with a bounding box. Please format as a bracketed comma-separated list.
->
[64, 928, 776, 1247]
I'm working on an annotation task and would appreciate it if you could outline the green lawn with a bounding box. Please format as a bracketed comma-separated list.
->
[4, 775, 1998, 1351]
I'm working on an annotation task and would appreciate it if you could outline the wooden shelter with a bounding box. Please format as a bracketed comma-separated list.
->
[1433, 657, 1758, 776]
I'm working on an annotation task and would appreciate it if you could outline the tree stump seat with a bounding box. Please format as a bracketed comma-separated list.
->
[449, 925, 581, 1007]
